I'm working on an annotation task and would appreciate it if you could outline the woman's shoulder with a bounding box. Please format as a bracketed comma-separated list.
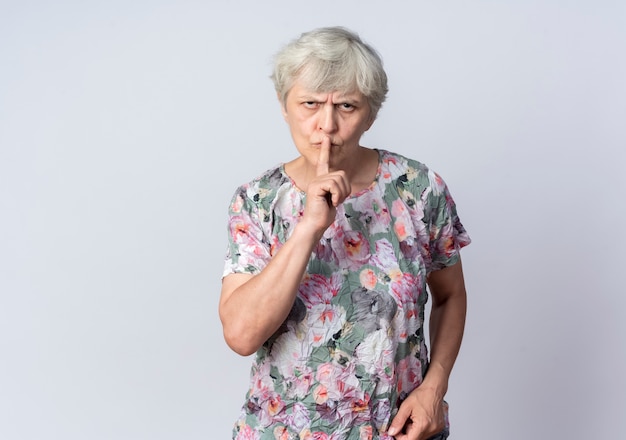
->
[377, 149, 432, 180]
[235, 164, 289, 194]
[377, 149, 450, 197]
[230, 164, 299, 211]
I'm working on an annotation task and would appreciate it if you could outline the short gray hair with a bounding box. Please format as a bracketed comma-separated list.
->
[271, 27, 389, 118]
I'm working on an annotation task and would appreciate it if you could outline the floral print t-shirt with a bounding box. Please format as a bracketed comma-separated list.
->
[223, 150, 470, 440]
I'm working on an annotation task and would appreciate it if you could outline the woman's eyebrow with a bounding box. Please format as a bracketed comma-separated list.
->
[296, 93, 363, 104]
[335, 96, 363, 105]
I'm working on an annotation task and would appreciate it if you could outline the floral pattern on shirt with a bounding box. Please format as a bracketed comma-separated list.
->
[223, 150, 470, 440]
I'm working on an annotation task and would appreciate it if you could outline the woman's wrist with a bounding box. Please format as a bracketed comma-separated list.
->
[420, 362, 449, 399]
[292, 218, 328, 244]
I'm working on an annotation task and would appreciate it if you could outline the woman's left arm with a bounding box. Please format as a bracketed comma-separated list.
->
[387, 259, 467, 440]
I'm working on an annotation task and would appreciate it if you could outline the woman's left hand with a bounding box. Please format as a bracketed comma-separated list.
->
[386, 386, 445, 440]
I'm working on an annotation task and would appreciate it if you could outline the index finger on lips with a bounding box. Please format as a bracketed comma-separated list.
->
[316, 137, 330, 177]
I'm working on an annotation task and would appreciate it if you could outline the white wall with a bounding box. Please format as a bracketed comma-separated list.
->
[1, 1, 624, 439]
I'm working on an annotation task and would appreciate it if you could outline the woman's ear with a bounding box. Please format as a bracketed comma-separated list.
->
[365, 110, 376, 131]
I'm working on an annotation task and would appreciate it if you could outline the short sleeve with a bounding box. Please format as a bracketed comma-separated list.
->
[222, 186, 272, 278]
[427, 171, 471, 272]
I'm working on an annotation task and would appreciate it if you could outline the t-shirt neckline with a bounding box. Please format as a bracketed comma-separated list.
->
[279, 148, 383, 200]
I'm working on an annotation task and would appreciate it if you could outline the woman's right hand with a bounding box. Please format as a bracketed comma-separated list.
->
[300, 137, 351, 236]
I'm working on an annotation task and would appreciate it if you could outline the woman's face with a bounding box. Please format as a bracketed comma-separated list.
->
[281, 79, 374, 169]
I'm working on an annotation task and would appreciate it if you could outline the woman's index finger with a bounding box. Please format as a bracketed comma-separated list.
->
[316, 137, 331, 176]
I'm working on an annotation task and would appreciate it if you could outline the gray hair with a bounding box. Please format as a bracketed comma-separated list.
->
[271, 26, 389, 118]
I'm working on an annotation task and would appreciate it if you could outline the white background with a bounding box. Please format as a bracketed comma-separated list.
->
[1, 1, 625, 439]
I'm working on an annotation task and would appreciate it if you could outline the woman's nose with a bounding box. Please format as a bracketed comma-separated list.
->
[318, 105, 338, 133]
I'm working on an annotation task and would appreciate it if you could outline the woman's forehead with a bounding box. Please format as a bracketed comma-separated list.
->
[289, 80, 364, 101]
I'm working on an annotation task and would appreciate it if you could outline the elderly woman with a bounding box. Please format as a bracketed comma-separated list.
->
[219, 27, 470, 440]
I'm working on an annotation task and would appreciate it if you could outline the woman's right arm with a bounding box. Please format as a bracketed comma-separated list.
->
[219, 221, 322, 356]
[219, 142, 350, 356]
